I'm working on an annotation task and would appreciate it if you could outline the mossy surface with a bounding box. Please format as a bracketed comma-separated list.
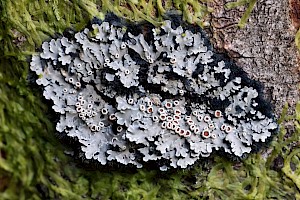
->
[0, 0, 299, 199]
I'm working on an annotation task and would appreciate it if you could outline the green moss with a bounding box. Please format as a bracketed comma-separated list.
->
[0, 0, 300, 199]
[295, 29, 300, 52]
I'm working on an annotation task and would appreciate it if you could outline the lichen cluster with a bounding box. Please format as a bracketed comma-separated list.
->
[30, 15, 277, 170]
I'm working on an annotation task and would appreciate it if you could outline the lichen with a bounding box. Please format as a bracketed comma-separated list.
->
[1, 0, 300, 199]
[30, 14, 277, 170]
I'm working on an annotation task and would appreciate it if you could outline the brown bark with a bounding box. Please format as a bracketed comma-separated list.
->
[207, 0, 300, 116]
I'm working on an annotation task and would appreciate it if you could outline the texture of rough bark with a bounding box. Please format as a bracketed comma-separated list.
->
[207, 0, 300, 116]
[289, 0, 300, 30]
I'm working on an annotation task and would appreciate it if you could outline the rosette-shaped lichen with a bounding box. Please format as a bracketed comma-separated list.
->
[30, 14, 278, 170]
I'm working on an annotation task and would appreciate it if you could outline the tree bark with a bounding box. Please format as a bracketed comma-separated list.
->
[207, 0, 300, 116]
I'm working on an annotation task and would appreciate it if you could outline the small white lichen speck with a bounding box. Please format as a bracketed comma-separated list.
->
[30, 15, 277, 170]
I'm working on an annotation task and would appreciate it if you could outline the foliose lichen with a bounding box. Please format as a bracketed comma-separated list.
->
[30, 14, 278, 171]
